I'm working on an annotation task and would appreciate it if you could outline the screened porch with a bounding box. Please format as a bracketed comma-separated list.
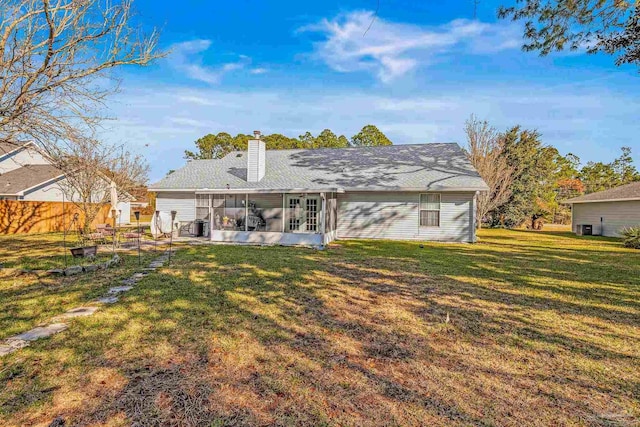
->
[186, 192, 337, 246]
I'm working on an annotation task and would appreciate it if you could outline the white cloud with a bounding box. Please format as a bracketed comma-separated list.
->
[250, 68, 269, 74]
[169, 117, 220, 128]
[168, 40, 252, 84]
[300, 11, 521, 82]
[176, 95, 219, 106]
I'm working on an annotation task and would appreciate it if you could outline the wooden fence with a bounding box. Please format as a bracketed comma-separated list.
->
[0, 200, 111, 235]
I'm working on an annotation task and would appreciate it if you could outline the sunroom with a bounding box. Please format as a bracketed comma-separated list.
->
[193, 191, 338, 246]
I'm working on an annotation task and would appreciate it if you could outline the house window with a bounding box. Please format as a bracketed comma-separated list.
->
[419, 193, 440, 227]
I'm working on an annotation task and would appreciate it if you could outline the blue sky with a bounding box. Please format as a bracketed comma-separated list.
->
[101, 0, 640, 181]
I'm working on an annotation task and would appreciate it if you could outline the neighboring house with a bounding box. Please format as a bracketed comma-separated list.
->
[0, 142, 132, 223]
[565, 181, 640, 237]
[149, 133, 489, 246]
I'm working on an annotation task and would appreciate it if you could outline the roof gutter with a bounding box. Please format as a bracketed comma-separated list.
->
[151, 186, 488, 193]
[563, 197, 640, 204]
[0, 141, 33, 162]
[194, 187, 345, 194]
[341, 186, 490, 192]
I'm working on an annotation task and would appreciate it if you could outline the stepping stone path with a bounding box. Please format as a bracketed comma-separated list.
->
[51, 307, 99, 322]
[108, 285, 133, 294]
[0, 250, 177, 357]
[96, 296, 119, 304]
[0, 324, 68, 356]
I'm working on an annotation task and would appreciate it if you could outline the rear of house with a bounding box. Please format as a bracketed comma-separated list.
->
[149, 134, 488, 246]
[565, 182, 640, 237]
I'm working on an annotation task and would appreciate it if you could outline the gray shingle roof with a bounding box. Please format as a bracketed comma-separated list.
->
[0, 165, 63, 195]
[150, 143, 488, 192]
[564, 181, 640, 203]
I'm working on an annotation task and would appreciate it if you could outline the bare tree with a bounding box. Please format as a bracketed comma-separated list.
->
[465, 115, 514, 228]
[54, 138, 148, 232]
[0, 0, 163, 152]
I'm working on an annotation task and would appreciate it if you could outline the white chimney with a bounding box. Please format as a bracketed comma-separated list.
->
[247, 130, 265, 182]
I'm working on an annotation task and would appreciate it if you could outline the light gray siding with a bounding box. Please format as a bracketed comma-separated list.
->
[22, 179, 67, 201]
[156, 192, 195, 222]
[337, 191, 475, 242]
[572, 200, 640, 237]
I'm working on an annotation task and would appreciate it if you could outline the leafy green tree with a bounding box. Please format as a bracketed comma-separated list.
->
[263, 133, 300, 149]
[555, 153, 581, 181]
[499, 1, 639, 67]
[184, 132, 237, 160]
[338, 135, 350, 148]
[298, 132, 316, 149]
[350, 125, 393, 147]
[612, 146, 640, 184]
[580, 147, 640, 193]
[232, 134, 251, 151]
[580, 161, 618, 193]
[186, 127, 391, 159]
[549, 153, 584, 224]
[491, 127, 557, 228]
[315, 129, 337, 148]
[314, 129, 350, 148]
[598, 10, 640, 66]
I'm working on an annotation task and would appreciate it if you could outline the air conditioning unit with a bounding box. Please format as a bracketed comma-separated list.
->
[576, 224, 593, 236]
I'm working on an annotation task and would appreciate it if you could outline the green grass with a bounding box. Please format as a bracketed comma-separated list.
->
[0, 229, 639, 426]
[0, 233, 165, 339]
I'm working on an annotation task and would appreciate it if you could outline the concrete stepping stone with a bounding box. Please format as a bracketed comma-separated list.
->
[83, 264, 99, 273]
[52, 307, 99, 321]
[122, 278, 136, 286]
[96, 296, 119, 304]
[132, 272, 147, 280]
[108, 286, 132, 294]
[0, 340, 29, 356]
[148, 262, 163, 268]
[64, 265, 83, 276]
[46, 269, 65, 276]
[7, 323, 68, 343]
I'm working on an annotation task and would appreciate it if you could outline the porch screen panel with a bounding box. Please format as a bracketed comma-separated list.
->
[247, 194, 283, 232]
[212, 195, 225, 230]
[211, 194, 246, 231]
[195, 194, 210, 220]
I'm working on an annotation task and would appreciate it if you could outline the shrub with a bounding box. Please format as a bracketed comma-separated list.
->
[621, 226, 640, 249]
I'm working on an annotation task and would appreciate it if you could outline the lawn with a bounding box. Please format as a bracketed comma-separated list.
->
[0, 229, 638, 426]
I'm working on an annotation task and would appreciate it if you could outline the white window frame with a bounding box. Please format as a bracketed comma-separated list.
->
[419, 193, 441, 228]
